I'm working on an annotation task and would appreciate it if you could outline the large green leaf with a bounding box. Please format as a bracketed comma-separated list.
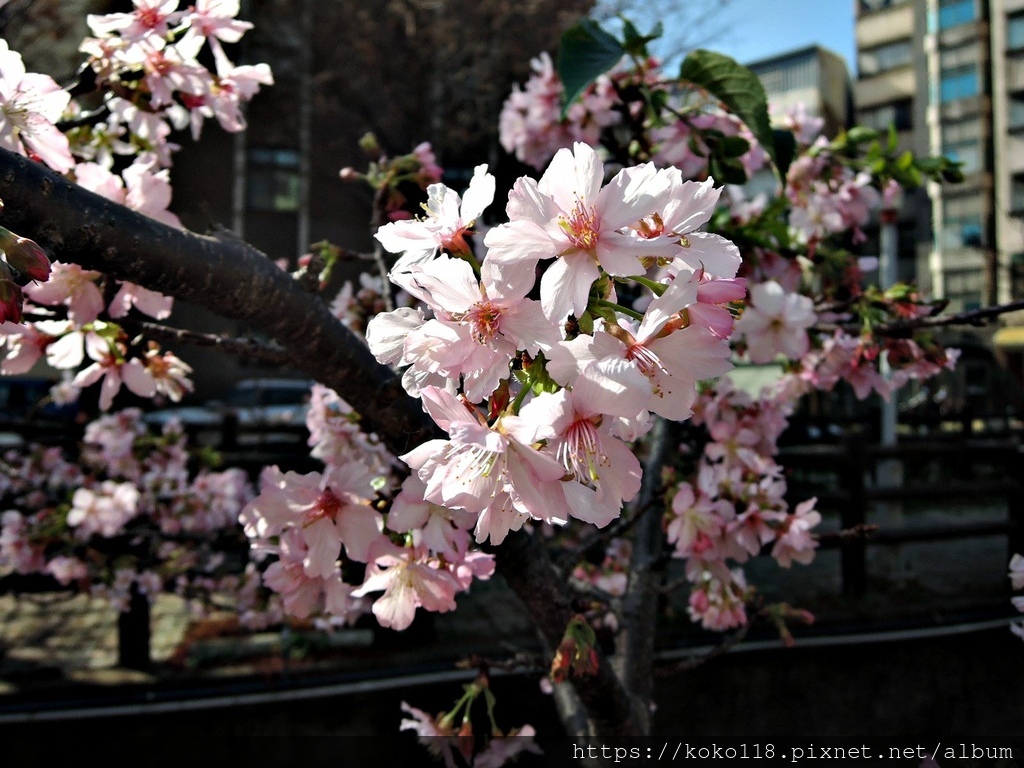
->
[558, 20, 624, 119]
[678, 49, 777, 172]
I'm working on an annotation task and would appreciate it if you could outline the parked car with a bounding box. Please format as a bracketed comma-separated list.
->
[144, 378, 313, 447]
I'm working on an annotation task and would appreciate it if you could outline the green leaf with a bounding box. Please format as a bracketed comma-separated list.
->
[845, 126, 879, 145]
[621, 17, 663, 57]
[721, 135, 750, 158]
[772, 129, 797, 180]
[678, 49, 776, 171]
[941, 166, 964, 183]
[558, 20, 625, 118]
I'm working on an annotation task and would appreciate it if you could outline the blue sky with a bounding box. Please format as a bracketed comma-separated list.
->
[658, 0, 857, 73]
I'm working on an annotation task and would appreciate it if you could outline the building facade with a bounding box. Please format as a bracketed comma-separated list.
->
[855, 0, 1024, 312]
[747, 44, 853, 139]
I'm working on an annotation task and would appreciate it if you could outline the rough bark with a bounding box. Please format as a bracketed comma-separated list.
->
[496, 530, 641, 742]
[613, 417, 675, 734]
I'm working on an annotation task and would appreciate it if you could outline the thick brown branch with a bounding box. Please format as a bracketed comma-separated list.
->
[0, 147, 435, 456]
[495, 530, 641, 741]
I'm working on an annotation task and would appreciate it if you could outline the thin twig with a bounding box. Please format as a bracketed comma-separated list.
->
[568, 578, 619, 606]
[121, 319, 291, 366]
[455, 651, 544, 673]
[812, 298, 1024, 338]
[658, 574, 689, 595]
[656, 620, 753, 677]
[555, 496, 661, 575]
[877, 298, 1024, 333]
[815, 523, 879, 545]
[56, 106, 112, 132]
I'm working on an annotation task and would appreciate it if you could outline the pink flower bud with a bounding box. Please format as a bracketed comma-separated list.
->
[0, 227, 51, 282]
[0, 278, 24, 323]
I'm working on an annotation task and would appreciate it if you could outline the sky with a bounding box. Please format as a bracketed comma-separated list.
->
[657, 0, 857, 74]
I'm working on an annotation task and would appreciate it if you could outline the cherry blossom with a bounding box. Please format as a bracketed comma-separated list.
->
[376, 165, 495, 271]
[735, 280, 816, 363]
[0, 40, 75, 173]
[485, 142, 666, 322]
[353, 540, 462, 631]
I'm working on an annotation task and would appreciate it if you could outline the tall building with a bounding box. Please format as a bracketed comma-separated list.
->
[854, 0, 934, 288]
[855, 0, 1024, 312]
[747, 45, 853, 139]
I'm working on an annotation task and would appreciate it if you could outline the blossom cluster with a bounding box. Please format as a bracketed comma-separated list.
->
[77, 0, 272, 163]
[499, 52, 620, 170]
[499, 52, 961, 409]
[1, 262, 192, 410]
[667, 380, 820, 630]
[0, 4, 271, 408]
[240, 382, 495, 631]
[365, 144, 741, 548]
[0, 409, 254, 612]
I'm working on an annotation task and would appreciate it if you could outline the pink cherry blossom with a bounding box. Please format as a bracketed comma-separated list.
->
[1009, 553, 1024, 591]
[67, 481, 141, 538]
[24, 261, 105, 324]
[771, 498, 821, 568]
[73, 333, 156, 410]
[385, 254, 557, 402]
[402, 386, 570, 534]
[0, 40, 75, 173]
[241, 463, 382, 577]
[376, 165, 495, 271]
[485, 142, 664, 322]
[88, 0, 183, 41]
[262, 528, 357, 620]
[519, 359, 647, 526]
[735, 280, 816, 364]
[108, 282, 174, 319]
[353, 540, 460, 630]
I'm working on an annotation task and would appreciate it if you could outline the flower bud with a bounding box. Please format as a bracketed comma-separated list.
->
[0, 276, 24, 323]
[358, 132, 381, 158]
[0, 227, 51, 283]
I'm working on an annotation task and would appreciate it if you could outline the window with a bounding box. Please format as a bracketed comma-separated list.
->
[754, 57, 817, 96]
[859, 40, 913, 75]
[943, 141, 981, 173]
[942, 215, 983, 250]
[246, 148, 300, 212]
[941, 120, 981, 173]
[939, 0, 976, 30]
[939, 65, 978, 102]
[944, 267, 982, 310]
[1009, 14, 1024, 50]
[858, 100, 913, 131]
[860, 0, 909, 11]
[1012, 178, 1024, 213]
[1011, 95, 1024, 130]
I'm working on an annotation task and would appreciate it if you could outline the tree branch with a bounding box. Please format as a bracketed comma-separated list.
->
[811, 298, 1024, 337]
[656, 619, 752, 677]
[0, 147, 434, 455]
[613, 416, 676, 736]
[495, 529, 641, 741]
[120, 319, 293, 367]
